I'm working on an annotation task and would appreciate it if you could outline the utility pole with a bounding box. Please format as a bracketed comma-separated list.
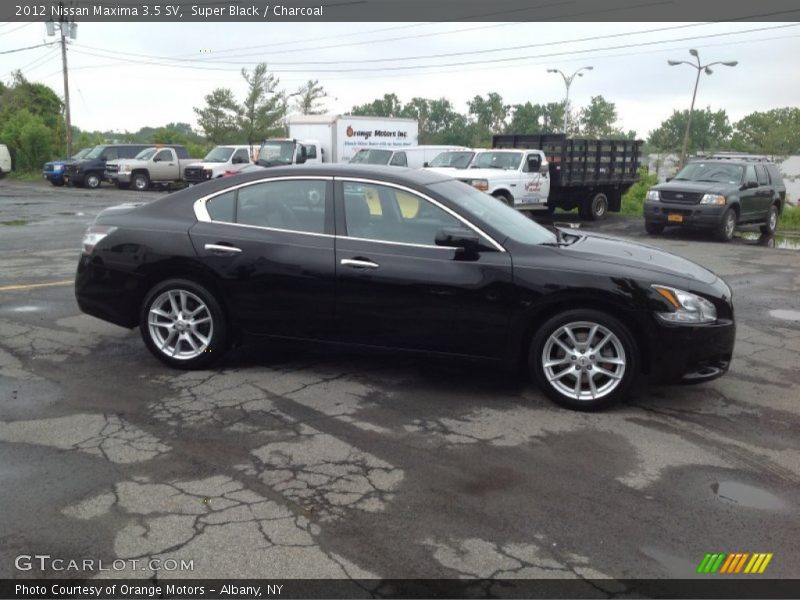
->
[46, 2, 77, 156]
[547, 66, 593, 134]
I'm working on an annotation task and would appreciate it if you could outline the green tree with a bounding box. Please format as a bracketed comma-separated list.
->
[577, 95, 625, 137]
[294, 79, 328, 115]
[349, 93, 404, 117]
[193, 88, 240, 144]
[238, 63, 285, 147]
[730, 107, 800, 156]
[0, 109, 54, 170]
[648, 107, 731, 154]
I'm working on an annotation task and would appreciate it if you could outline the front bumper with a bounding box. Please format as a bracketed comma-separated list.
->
[647, 317, 736, 384]
[43, 171, 65, 183]
[644, 200, 726, 228]
[106, 171, 131, 183]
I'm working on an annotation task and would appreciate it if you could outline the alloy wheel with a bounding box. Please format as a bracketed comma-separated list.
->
[541, 321, 626, 401]
[147, 289, 213, 360]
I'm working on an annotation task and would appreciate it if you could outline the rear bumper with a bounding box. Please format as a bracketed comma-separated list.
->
[75, 255, 143, 329]
[646, 317, 736, 384]
[644, 200, 726, 228]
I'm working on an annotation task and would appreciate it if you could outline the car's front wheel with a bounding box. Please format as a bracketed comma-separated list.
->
[715, 208, 737, 242]
[140, 279, 229, 369]
[530, 309, 638, 411]
[85, 173, 101, 189]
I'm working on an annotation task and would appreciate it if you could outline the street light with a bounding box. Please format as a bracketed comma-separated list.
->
[668, 49, 737, 168]
[547, 66, 593, 133]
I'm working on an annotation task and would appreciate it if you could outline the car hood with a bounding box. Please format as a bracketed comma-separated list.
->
[425, 167, 463, 177]
[455, 167, 517, 179]
[522, 230, 719, 286]
[185, 161, 229, 170]
[654, 180, 733, 195]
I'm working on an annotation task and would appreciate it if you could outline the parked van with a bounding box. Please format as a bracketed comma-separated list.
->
[0, 144, 11, 178]
[350, 145, 470, 169]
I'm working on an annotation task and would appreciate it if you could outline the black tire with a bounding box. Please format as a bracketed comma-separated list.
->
[85, 173, 101, 189]
[131, 173, 150, 192]
[645, 221, 664, 235]
[714, 208, 737, 242]
[760, 203, 779, 236]
[529, 309, 639, 411]
[50, 179, 65, 187]
[581, 193, 609, 221]
[492, 191, 513, 206]
[139, 279, 230, 369]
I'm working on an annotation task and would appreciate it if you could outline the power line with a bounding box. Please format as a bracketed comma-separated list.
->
[66, 22, 800, 74]
[0, 41, 56, 55]
[0, 22, 35, 34]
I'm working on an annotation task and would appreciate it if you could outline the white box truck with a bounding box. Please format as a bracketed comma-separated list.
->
[285, 114, 419, 164]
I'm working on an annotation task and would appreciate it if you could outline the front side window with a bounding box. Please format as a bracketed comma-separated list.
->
[235, 180, 326, 233]
[304, 145, 317, 160]
[154, 149, 173, 162]
[756, 165, 770, 186]
[745, 165, 757, 186]
[232, 149, 250, 163]
[343, 182, 469, 246]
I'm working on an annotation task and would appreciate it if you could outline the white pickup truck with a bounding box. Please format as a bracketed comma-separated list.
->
[106, 146, 198, 191]
[183, 145, 256, 184]
[428, 149, 551, 209]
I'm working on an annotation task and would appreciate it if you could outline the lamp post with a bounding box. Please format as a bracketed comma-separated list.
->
[547, 66, 593, 134]
[668, 49, 737, 168]
[46, 2, 77, 156]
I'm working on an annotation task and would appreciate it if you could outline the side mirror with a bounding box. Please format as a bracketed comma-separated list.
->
[435, 227, 481, 251]
[295, 146, 307, 165]
[665, 176, 673, 182]
[153, 156, 161, 162]
[539, 162, 549, 175]
[423, 161, 430, 168]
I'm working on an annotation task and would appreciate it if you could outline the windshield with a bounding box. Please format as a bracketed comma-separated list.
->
[204, 146, 235, 163]
[428, 180, 556, 246]
[85, 146, 106, 159]
[429, 151, 475, 169]
[673, 162, 744, 185]
[350, 149, 392, 165]
[72, 148, 92, 160]
[471, 151, 523, 170]
[258, 141, 295, 164]
[134, 148, 157, 160]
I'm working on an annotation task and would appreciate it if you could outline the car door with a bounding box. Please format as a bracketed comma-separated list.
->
[739, 165, 760, 219]
[188, 176, 336, 338]
[519, 151, 549, 205]
[153, 149, 175, 180]
[755, 165, 774, 215]
[333, 178, 514, 358]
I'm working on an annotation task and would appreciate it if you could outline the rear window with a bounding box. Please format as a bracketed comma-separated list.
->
[350, 149, 392, 165]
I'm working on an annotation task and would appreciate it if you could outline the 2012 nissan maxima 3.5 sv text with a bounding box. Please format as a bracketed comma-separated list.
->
[75, 165, 735, 410]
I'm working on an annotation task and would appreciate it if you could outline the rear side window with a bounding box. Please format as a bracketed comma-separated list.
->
[236, 180, 327, 233]
[755, 165, 770, 186]
[389, 152, 407, 167]
[207, 191, 235, 222]
[304, 145, 317, 160]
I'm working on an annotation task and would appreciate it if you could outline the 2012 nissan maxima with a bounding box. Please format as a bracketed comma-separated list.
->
[75, 165, 735, 410]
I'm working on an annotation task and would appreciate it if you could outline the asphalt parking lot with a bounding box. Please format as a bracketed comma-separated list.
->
[1, 180, 799, 584]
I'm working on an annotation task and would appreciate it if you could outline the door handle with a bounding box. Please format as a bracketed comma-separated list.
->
[204, 243, 242, 254]
[341, 258, 379, 269]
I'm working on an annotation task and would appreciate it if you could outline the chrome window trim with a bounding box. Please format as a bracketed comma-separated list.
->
[338, 177, 507, 253]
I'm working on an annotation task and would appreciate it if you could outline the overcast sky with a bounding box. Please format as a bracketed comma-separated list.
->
[2, 20, 799, 138]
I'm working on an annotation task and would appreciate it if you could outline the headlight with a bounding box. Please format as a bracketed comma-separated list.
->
[468, 179, 489, 192]
[646, 190, 660, 201]
[118, 165, 130, 173]
[700, 194, 726, 205]
[652, 285, 717, 324]
[81, 225, 117, 255]
[54, 164, 64, 172]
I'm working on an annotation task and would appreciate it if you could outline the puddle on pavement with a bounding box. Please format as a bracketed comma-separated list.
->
[10, 306, 41, 313]
[736, 231, 800, 250]
[710, 480, 786, 510]
[1, 219, 29, 226]
[770, 309, 800, 322]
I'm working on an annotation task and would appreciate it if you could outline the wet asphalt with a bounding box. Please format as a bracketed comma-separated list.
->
[0, 179, 799, 583]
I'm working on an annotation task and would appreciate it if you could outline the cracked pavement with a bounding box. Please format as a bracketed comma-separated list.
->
[1, 181, 799, 583]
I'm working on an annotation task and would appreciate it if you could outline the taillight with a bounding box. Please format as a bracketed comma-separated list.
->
[81, 225, 117, 255]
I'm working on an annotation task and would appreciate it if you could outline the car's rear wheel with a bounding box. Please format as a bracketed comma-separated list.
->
[715, 208, 737, 242]
[760, 203, 779, 236]
[580, 193, 609, 221]
[530, 309, 638, 411]
[132, 173, 150, 191]
[645, 221, 664, 235]
[85, 173, 101, 189]
[140, 279, 229, 369]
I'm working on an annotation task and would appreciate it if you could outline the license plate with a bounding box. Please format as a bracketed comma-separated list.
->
[667, 213, 683, 223]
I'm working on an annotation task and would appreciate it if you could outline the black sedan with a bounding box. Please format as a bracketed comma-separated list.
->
[75, 165, 735, 410]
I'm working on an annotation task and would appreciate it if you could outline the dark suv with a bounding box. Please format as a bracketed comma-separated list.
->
[643, 155, 786, 242]
[63, 144, 151, 189]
